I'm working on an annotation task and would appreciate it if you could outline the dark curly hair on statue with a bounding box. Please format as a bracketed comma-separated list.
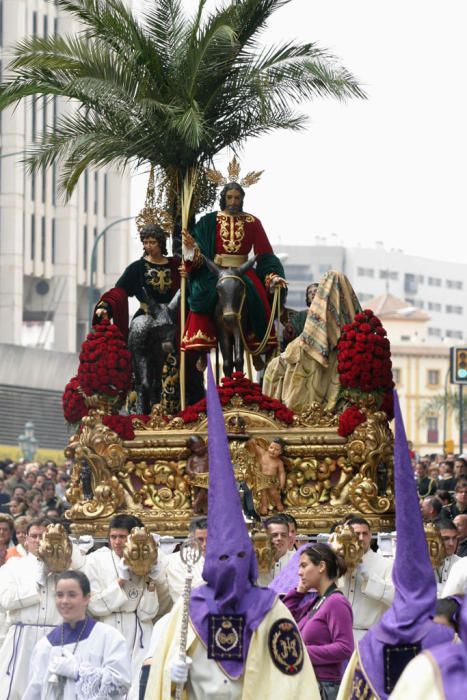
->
[219, 182, 245, 212]
[140, 224, 168, 256]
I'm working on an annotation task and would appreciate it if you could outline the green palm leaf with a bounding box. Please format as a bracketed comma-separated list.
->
[0, 0, 366, 206]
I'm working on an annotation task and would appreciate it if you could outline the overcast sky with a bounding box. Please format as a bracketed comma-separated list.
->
[131, 0, 467, 264]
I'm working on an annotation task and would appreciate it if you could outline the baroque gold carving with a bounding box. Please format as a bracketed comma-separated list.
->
[65, 411, 126, 522]
[123, 526, 158, 577]
[38, 523, 72, 573]
[65, 403, 395, 538]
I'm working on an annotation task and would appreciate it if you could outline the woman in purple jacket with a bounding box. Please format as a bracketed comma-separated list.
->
[283, 544, 354, 700]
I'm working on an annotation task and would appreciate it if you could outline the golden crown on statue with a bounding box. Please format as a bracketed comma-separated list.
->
[205, 155, 264, 189]
[135, 165, 173, 235]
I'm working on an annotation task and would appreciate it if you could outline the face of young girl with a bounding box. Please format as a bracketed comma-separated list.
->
[55, 579, 90, 624]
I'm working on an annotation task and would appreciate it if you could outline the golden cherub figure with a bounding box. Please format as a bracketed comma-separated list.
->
[247, 437, 286, 516]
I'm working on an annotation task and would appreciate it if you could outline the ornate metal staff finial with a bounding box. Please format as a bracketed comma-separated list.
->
[205, 156, 264, 189]
[135, 165, 173, 235]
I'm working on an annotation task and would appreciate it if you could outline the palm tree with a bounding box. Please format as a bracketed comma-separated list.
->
[0, 0, 365, 212]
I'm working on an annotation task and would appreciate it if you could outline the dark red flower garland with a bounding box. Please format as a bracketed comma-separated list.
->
[177, 372, 294, 425]
[62, 319, 132, 426]
[62, 376, 88, 424]
[77, 319, 132, 398]
[337, 309, 394, 436]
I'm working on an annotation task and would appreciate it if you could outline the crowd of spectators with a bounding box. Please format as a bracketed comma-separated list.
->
[0, 457, 71, 565]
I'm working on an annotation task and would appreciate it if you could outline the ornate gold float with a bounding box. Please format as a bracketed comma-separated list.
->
[65, 393, 395, 538]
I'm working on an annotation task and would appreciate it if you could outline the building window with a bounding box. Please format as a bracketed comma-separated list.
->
[43, 15, 48, 38]
[286, 264, 312, 280]
[104, 173, 108, 217]
[400, 335, 411, 342]
[428, 327, 442, 337]
[32, 11, 37, 36]
[31, 170, 36, 200]
[53, 95, 57, 128]
[31, 214, 36, 259]
[428, 302, 441, 312]
[94, 172, 98, 214]
[427, 370, 440, 386]
[393, 368, 401, 384]
[42, 95, 47, 136]
[404, 273, 418, 295]
[428, 276, 441, 287]
[446, 279, 463, 290]
[357, 292, 373, 301]
[83, 225, 88, 270]
[446, 305, 463, 315]
[52, 162, 56, 206]
[427, 417, 439, 444]
[32, 95, 37, 141]
[41, 165, 46, 203]
[413, 299, 424, 309]
[41, 216, 46, 262]
[52, 218, 56, 264]
[357, 267, 374, 278]
[84, 170, 88, 213]
[446, 330, 463, 339]
[318, 264, 331, 274]
[379, 270, 399, 280]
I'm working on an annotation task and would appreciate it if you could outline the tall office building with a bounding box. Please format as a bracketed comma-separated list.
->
[0, 0, 133, 450]
[275, 242, 467, 344]
[0, 0, 132, 354]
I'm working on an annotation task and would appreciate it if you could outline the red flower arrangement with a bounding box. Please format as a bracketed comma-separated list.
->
[177, 372, 295, 425]
[62, 376, 88, 424]
[337, 309, 394, 436]
[338, 406, 366, 437]
[77, 319, 132, 399]
[101, 415, 152, 441]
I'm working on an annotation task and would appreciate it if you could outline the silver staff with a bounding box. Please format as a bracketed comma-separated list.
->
[175, 538, 202, 700]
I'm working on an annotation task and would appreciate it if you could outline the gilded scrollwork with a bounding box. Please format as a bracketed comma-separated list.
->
[65, 399, 394, 537]
[65, 411, 126, 522]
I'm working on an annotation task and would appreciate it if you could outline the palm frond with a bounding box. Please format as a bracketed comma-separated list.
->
[0, 0, 366, 203]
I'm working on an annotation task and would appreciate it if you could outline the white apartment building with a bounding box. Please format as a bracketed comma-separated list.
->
[0, 0, 132, 353]
[275, 242, 467, 344]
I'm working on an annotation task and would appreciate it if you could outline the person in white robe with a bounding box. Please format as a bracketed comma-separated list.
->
[338, 517, 394, 641]
[442, 555, 467, 596]
[0, 518, 85, 700]
[436, 519, 461, 596]
[84, 514, 171, 699]
[23, 570, 131, 700]
[165, 517, 207, 604]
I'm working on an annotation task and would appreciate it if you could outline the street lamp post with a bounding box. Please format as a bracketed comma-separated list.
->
[87, 216, 134, 329]
[17, 421, 38, 462]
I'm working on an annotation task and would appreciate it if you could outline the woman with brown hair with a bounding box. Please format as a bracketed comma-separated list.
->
[283, 543, 354, 700]
[25, 489, 43, 519]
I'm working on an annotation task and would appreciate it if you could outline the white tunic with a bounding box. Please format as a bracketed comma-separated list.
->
[436, 554, 460, 597]
[442, 556, 467, 597]
[165, 551, 205, 604]
[23, 620, 131, 700]
[85, 546, 171, 698]
[338, 548, 394, 641]
[0, 550, 85, 700]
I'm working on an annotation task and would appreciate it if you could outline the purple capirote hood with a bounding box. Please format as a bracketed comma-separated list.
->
[189, 358, 276, 679]
[357, 390, 454, 699]
[427, 594, 467, 696]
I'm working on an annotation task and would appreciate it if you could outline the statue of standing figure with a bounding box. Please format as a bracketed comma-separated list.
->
[185, 435, 209, 515]
[246, 437, 287, 516]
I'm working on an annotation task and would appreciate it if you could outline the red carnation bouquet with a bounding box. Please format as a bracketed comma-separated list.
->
[62, 376, 88, 424]
[77, 319, 132, 399]
[177, 372, 294, 425]
[62, 319, 132, 426]
[337, 309, 394, 436]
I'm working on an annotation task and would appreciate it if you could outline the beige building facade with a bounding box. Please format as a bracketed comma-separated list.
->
[367, 293, 461, 454]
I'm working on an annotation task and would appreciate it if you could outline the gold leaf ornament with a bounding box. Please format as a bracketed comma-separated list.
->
[205, 156, 264, 189]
